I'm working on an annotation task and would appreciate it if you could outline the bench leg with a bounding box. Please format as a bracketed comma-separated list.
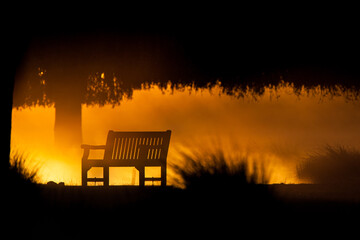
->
[138, 167, 145, 187]
[103, 166, 109, 187]
[161, 164, 167, 187]
[82, 149, 90, 187]
[82, 168, 88, 187]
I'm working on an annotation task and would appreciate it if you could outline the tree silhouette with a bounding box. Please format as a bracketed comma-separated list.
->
[12, 25, 360, 149]
[13, 33, 188, 148]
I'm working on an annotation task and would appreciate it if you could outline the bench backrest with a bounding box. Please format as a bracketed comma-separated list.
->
[104, 130, 171, 164]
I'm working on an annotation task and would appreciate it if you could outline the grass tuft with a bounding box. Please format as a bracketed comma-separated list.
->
[8, 151, 40, 185]
[171, 148, 270, 190]
[297, 145, 360, 185]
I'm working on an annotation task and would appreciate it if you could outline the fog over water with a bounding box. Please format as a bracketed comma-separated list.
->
[11, 82, 360, 185]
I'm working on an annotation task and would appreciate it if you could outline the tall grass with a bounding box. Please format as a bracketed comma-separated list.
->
[5, 152, 42, 238]
[297, 145, 360, 185]
[8, 151, 40, 185]
[171, 148, 270, 190]
[169, 147, 275, 223]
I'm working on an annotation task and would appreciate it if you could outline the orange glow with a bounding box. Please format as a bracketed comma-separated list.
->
[11, 82, 360, 185]
[11, 106, 80, 184]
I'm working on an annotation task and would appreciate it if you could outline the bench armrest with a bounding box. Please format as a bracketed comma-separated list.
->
[81, 144, 106, 149]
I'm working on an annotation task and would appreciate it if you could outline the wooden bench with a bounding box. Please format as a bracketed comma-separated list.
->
[81, 130, 171, 187]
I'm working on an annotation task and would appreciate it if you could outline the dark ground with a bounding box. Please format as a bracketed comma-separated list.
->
[5, 184, 360, 239]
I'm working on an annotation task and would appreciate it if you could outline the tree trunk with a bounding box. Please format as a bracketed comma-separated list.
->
[54, 97, 82, 149]
[3, 28, 27, 178]
[3, 71, 13, 175]
[49, 67, 85, 150]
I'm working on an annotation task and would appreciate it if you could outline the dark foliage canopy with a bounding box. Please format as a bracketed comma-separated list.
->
[12, 6, 360, 108]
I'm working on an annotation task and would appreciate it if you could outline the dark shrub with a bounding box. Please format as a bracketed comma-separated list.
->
[297, 145, 360, 185]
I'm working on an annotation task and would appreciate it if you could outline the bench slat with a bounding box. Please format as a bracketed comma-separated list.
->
[81, 144, 106, 149]
[87, 178, 105, 182]
[144, 177, 162, 181]
[85, 159, 164, 167]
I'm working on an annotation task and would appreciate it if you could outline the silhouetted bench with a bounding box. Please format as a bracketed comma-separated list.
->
[81, 130, 171, 187]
